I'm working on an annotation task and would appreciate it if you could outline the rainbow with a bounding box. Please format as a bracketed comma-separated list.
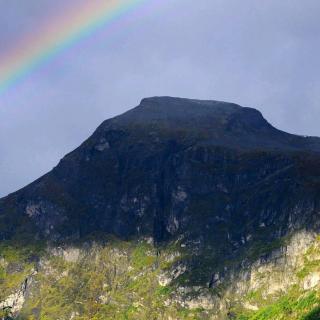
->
[0, 0, 148, 94]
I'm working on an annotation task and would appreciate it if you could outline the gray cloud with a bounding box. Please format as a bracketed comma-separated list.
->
[0, 0, 319, 196]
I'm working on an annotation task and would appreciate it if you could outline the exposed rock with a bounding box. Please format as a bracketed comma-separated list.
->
[158, 264, 187, 286]
[0, 270, 36, 315]
[94, 138, 110, 151]
[303, 272, 320, 290]
[50, 247, 80, 263]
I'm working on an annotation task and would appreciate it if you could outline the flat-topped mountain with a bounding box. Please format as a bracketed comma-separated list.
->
[1, 96, 320, 242]
[1, 97, 320, 319]
[107, 96, 320, 151]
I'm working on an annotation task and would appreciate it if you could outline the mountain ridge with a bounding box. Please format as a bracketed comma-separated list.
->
[1, 97, 320, 242]
[1, 97, 320, 319]
[2, 96, 320, 201]
[95, 96, 320, 153]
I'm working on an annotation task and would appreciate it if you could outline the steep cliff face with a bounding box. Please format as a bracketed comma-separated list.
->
[1, 97, 320, 319]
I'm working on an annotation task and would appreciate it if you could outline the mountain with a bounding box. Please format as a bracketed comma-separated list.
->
[1, 97, 320, 320]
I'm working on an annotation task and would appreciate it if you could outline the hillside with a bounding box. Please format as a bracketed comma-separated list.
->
[1, 97, 320, 319]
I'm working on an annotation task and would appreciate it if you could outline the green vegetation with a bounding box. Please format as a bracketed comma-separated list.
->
[297, 238, 320, 280]
[0, 234, 320, 319]
[231, 235, 320, 320]
[0, 240, 43, 302]
[0, 239, 210, 320]
[302, 305, 320, 320]
[236, 290, 320, 320]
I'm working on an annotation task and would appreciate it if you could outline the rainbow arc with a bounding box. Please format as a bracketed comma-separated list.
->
[0, 0, 147, 94]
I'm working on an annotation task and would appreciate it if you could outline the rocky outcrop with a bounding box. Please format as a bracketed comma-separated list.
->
[0, 270, 36, 316]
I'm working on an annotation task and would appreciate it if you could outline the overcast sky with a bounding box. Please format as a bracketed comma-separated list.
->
[0, 0, 319, 197]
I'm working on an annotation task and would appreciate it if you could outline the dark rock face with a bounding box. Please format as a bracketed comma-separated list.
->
[1, 97, 320, 253]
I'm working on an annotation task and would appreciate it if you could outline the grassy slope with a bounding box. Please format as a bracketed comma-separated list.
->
[235, 237, 320, 320]
[0, 238, 207, 320]
[0, 235, 320, 319]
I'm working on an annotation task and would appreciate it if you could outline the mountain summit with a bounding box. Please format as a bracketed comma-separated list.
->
[1, 97, 320, 319]
[103, 96, 320, 151]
